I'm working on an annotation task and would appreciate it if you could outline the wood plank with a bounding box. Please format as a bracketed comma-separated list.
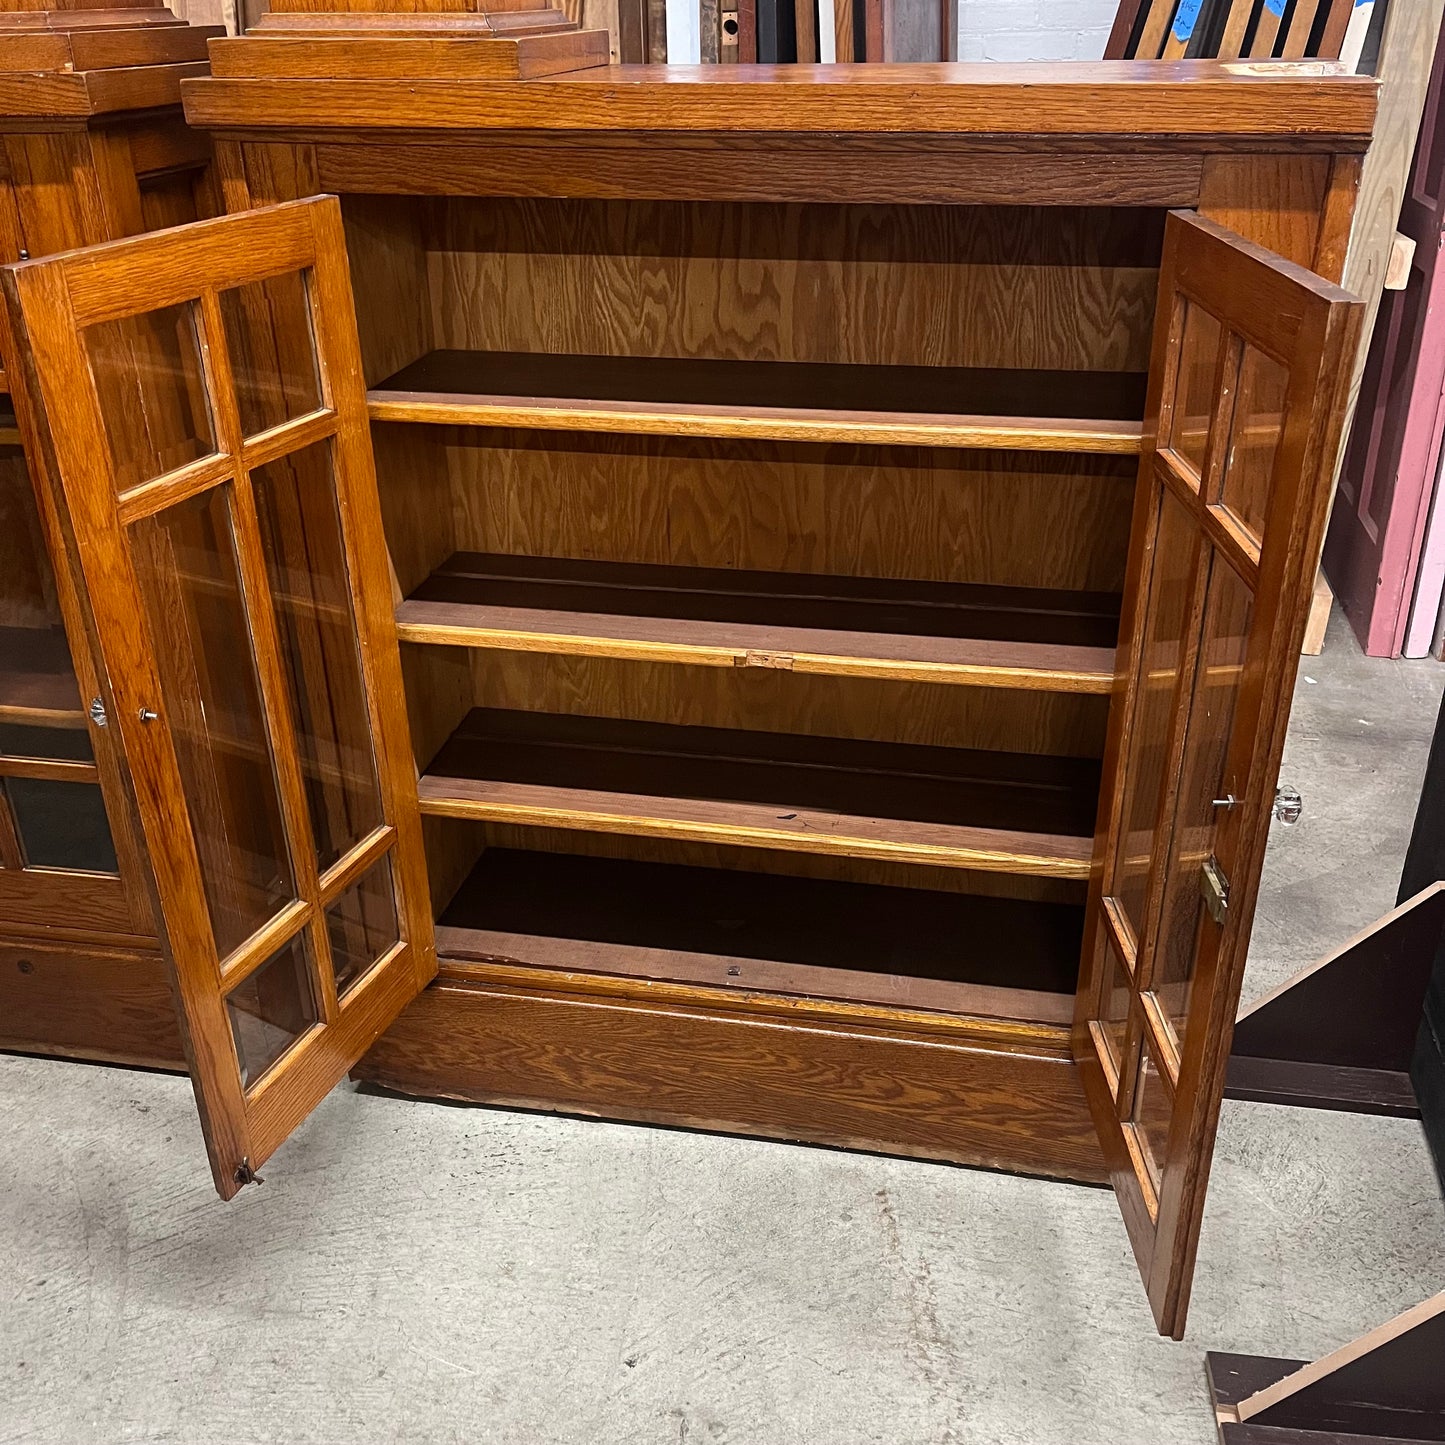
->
[433, 845, 1080, 1021]
[394, 551, 1121, 692]
[181, 62, 1380, 141]
[418, 707, 1100, 877]
[369, 351, 1148, 454]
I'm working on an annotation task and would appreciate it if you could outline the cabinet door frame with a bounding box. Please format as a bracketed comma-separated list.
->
[3, 196, 436, 1197]
[1076, 211, 1362, 1339]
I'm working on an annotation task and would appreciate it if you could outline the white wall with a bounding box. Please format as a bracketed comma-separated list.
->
[954, 0, 1117, 60]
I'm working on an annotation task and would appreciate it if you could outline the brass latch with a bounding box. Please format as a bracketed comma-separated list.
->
[1200, 855, 1230, 925]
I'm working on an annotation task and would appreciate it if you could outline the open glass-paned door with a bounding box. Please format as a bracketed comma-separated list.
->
[1077, 212, 1361, 1338]
[3, 197, 436, 1199]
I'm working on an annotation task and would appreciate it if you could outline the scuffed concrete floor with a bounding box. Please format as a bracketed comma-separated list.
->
[4, 607, 1445, 1445]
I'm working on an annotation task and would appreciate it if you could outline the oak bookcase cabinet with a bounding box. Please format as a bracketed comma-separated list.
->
[0, 0, 217, 1067]
[0, 12, 1376, 1335]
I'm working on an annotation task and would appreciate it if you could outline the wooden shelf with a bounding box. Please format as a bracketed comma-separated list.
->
[368, 350, 1147, 454]
[0, 628, 86, 730]
[396, 552, 1120, 693]
[418, 708, 1100, 877]
[437, 847, 1083, 1024]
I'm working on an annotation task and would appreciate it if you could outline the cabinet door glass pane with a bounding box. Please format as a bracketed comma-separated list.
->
[1099, 936, 1131, 1076]
[1168, 302, 1222, 480]
[1131, 1040, 1173, 1189]
[4, 777, 117, 872]
[1218, 345, 1288, 548]
[219, 272, 323, 438]
[1150, 556, 1253, 1046]
[130, 484, 294, 958]
[252, 441, 383, 872]
[226, 929, 320, 1088]
[84, 304, 216, 491]
[1112, 489, 1197, 942]
[326, 853, 399, 998]
[0, 445, 87, 743]
[0, 721, 91, 763]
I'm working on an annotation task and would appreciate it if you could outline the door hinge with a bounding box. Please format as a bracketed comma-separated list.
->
[233, 1157, 265, 1188]
[1200, 855, 1230, 925]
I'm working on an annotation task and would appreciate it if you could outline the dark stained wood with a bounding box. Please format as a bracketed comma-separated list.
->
[1231, 884, 1445, 1074]
[1225, 1055, 1422, 1117]
[355, 966, 1108, 1183]
[419, 706, 1101, 877]
[436, 846, 1081, 1020]
[1217, 1295, 1445, 1441]
[396, 551, 1121, 693]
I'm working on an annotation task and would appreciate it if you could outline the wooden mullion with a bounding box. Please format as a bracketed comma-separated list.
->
[217, 894, 311, 989]
[115, 450, 233, 525]
[1140, 987, 1183, 1084]
[198, 284, 340, 1028]
[1156, 457, 1262, 590]
[317, 821, 394, 905]
[235, 405, 336, 472]
[303, 200, 437, 995]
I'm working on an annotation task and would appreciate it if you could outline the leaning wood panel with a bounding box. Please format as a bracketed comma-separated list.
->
[355, 970, 1108, 1183]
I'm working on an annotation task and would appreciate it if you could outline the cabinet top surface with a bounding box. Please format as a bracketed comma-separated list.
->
[182, 60, 1377, 145]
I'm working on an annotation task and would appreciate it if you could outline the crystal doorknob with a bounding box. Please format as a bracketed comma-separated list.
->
[88, 697, 107, 728]
[1273, 785, 1303, 826]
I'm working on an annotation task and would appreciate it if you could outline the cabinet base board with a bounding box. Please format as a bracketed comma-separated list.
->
[355, 967, 1107, 1183]
[0, 939, 184, 1071]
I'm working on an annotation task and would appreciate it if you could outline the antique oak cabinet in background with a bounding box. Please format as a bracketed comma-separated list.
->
[0, 0, 218, 1066]
[1, 8, 1376, 1335]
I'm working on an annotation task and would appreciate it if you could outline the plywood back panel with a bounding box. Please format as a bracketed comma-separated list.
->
[439, 429, 1138, 593]
[463, 651, 1110, 758]
[426, 198, 1164, 373]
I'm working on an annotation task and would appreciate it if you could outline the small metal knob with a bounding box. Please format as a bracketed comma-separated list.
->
[88, 696, 107, 728]
[1212, 793, 1238, 810]
[17, 248, 28, 261]
[137, 707, 158, 724]
[1273, 785, 1303, 826]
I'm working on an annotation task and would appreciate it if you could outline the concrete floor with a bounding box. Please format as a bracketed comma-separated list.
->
[4, 607, 1445, 1445]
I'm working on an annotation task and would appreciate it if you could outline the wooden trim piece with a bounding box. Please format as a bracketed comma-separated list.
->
[206, 33, 612, 80]
[369, 393, 1143, 454]
[180, 64, 1379, 141]
[317, 140, 1208, 207]
[355, 971, 1107, 1183]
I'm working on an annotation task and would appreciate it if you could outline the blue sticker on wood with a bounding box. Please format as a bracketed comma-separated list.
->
[1262, 0, 1285, 16]
[1171, 0, 1202, 41]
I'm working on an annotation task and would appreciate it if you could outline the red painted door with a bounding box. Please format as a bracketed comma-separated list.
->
[1324, 16, 1445, 657]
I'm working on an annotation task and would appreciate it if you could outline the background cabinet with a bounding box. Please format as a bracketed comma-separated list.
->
[0, 0, 218, 1067]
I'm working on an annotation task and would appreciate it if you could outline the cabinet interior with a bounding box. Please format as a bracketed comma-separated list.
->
[346, 192, 1169, 1027]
